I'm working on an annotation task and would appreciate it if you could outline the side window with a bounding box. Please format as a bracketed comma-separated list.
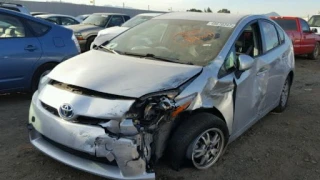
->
[300, 19, 310, 32]
[107, 15, 124, 27]
[61, 17, 78, 25]
[26, 20, 50, 36]
[47, 17, 59, 25]
[0, 13, 25, 38]
[124, 16, 130, 22]
[260, 21, 279, 52]
[275, 25, 285, 44]
[221, 22, 261, 75]
[1, 7, 20, 12]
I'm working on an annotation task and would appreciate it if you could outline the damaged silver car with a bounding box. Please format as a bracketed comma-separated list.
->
[28, 12, 295, 180]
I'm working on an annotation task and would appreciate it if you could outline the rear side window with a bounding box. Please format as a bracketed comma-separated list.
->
[0, 6, 20, 12]
[275, 25, 285, 44]
[27, 20, 50, 36]
[124, 16, 130, 21]
[260, 21, 279, 52]
[273, 19, 297, 31]
[0, 13, 26, 38]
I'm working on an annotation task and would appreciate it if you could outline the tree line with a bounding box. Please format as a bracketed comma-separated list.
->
[187, 8, 230, 13]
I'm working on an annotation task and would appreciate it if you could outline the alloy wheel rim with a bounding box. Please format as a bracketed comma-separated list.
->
[281, 80, 289, 107]
[191, 128, 225, 169]
[314, 44, 319, 57]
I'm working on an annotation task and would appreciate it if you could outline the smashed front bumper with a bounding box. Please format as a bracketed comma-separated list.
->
[28, 92, 155, 180]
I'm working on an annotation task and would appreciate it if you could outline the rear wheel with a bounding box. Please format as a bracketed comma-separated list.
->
[31, 63, 56, 93]
[308, 42, 319, 60]
[168, 113, 228, 171]
[273, 76, 291, 113]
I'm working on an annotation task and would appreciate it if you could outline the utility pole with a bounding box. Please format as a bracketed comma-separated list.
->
[123, 2, 125, 8]
[148, 5, 149, 11]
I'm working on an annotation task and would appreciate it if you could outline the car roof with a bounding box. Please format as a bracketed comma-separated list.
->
[153, 12, 249, 24]
[92, 13, 128, 16]
[36, 14, 76, 18]
[0, 8, 61, 27]
[270, 16, 300, 20]
[135, 13, 163, 17]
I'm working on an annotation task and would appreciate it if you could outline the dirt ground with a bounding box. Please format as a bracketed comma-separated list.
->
[1, 57, 320, 180]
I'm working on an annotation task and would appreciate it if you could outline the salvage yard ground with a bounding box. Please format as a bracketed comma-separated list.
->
[1, 57, 320, 180]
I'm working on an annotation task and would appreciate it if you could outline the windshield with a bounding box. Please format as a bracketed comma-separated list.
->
[103, 19, 235, 66]
[121, 15, 154, 28]
[308, 15, 320, 27]
[82, 14, 109, 27]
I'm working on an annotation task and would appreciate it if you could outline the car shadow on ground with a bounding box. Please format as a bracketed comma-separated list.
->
[0, 93, 32, 105]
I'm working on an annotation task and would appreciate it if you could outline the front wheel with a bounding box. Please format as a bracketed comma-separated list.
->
[168, 113, 228, 170]
[308, 42, 319, 60]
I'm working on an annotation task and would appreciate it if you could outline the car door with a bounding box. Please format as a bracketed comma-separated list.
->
[257, 20, 286, 113]
[0, 12, 42, 92]
[106, 15, 125, 28]
[299, 18, 316, 53]
[220, 22, 267, 135]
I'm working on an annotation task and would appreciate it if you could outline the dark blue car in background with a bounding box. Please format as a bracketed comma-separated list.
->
[0, 8, 80, 93]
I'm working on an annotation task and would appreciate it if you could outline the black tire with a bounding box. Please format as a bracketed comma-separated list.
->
[308, 42, 319, 60]
[273, 76, 291, 113]
[31, 63, 56, 93]
[168, 113, 229, 171]
[85, 36, 96, 52]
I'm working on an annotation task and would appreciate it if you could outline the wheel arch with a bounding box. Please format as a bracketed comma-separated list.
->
[29, 61, 59, 90]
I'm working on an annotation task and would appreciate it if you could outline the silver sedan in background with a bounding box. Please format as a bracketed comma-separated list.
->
[28, 12, 294, 180]
[91, 13, 163, 49]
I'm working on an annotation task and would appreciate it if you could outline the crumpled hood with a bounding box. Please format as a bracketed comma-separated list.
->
[48, 50, 202, 98]
[66, 24, 103, 33]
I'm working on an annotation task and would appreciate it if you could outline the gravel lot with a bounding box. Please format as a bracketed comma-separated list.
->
[1, 57, 320, 180]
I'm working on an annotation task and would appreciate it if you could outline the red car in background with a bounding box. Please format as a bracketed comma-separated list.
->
[271, 16, 320, 59]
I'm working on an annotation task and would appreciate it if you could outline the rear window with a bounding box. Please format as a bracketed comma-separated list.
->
[0, 6, 20, 12]
[273, 19, 297, 31]
[27, 20, 50, 36]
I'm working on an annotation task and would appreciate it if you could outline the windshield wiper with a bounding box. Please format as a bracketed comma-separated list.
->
[99, 45, 119, 54]
[122, 52, 194, 65]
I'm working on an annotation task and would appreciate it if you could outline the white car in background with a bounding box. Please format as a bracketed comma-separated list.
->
[308, 15, 320, 35]
[91, 13, 163, 49]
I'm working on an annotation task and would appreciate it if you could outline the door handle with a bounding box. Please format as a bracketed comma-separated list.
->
[24, 45, 37, 51]
[256, 67, 269, 76]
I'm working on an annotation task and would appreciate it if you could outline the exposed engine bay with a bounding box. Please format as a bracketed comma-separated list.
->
[94, 94, 193, 176]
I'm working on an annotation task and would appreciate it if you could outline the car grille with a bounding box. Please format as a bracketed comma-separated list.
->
[42, 135, 118, 166]
[40, 101, 110, 125]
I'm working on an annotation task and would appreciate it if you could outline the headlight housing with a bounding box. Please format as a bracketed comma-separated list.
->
[72, 34, 81, 53]
[38, 75, 50, 93]
[74, 32, 84, 40]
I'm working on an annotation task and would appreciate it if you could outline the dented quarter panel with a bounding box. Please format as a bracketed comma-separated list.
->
[176, 58, 235, 134]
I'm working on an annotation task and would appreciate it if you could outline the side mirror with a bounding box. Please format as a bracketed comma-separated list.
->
[312, 28, 318, 33]
[238, 54, 254, 71]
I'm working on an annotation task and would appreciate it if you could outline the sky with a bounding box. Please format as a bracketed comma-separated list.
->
[28, 0, 320, 17]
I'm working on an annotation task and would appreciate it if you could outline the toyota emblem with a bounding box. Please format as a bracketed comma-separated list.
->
[59, 103, 74, 120]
